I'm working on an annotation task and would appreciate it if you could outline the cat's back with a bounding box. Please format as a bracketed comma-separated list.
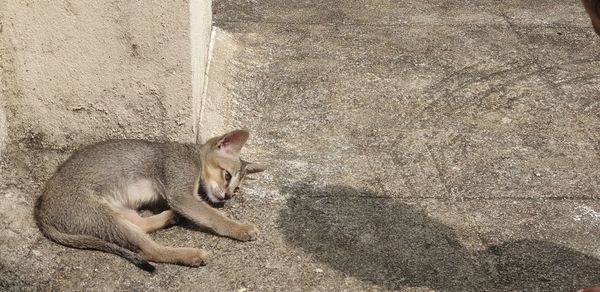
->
[45, 139, 164, 193]
[60, 139, 160, 173]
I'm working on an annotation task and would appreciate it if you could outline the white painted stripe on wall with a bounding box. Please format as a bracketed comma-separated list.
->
[199, 27, 218, 143]
[190, 0, 212, 143]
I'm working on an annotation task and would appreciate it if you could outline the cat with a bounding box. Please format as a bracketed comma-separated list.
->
[34, 129, 265, 272]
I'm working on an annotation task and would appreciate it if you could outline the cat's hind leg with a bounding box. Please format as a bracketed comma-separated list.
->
[114, 216, 208, 267]
[117, 208, 177, 233]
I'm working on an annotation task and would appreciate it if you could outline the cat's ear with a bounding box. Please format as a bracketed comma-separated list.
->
[245, 162, 266, 174]
[213, 129, 249, 156]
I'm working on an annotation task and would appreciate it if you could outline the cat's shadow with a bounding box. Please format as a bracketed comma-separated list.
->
[278, 183, 600, 291]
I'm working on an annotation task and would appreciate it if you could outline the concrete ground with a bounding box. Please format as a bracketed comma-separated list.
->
[2, 0, 600, 291]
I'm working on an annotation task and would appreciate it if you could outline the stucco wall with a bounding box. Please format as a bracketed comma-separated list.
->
[0, 0, 212, 150]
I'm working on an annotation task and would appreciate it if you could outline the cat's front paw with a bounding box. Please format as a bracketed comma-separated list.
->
[231, 222, 259, 241]
[182, 248, 209, 267]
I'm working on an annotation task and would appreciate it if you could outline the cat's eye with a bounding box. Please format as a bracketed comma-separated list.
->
[224, 170, 232, 182]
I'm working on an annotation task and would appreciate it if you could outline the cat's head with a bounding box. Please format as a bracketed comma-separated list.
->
[200, 129, 265, 204]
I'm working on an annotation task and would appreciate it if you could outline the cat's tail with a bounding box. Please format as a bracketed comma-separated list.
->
[37, 223, 155, 272]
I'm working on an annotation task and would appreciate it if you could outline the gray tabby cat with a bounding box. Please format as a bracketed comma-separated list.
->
[34, 130, 265, 271]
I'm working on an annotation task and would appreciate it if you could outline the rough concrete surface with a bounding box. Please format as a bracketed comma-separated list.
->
[2, 0, 600, 291]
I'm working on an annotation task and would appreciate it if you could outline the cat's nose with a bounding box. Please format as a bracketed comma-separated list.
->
[224, 193, 231, 200]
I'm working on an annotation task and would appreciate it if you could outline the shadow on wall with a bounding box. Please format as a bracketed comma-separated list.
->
[278, 183, 600, 291]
